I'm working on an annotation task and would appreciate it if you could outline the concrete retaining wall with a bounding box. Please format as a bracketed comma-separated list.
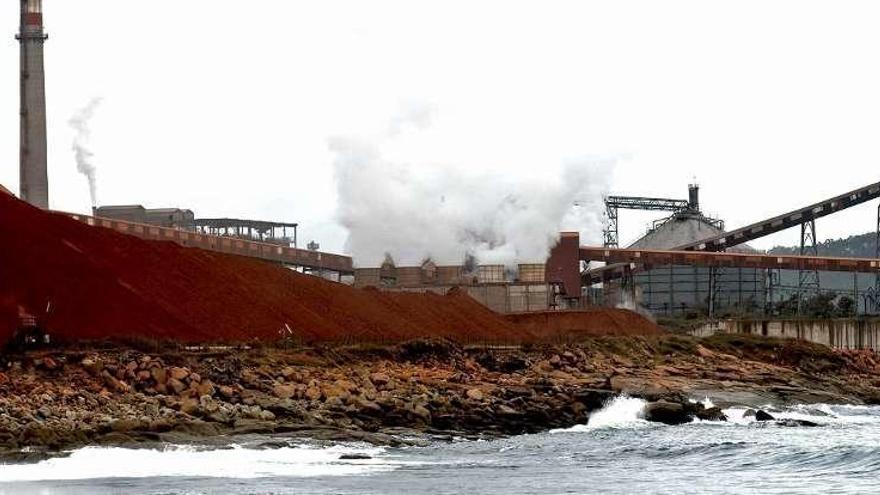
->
[692, 318, 880, 351]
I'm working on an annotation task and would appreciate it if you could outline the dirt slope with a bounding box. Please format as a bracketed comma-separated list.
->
[0, 194, 530, 344]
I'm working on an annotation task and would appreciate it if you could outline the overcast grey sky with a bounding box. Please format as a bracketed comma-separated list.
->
[2, 1, 879, 257]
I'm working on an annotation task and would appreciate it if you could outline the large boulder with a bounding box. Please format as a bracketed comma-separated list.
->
[150, 367, 167, 385]
[369, 373, 390, 386]
[466, 388, 484, 401]
[696, 407, 728, 422]
[755, 410, 775, 422]
[573, 389, 616, 413]
[644, 400, 692, 425]
[273, 384, 297, 400]
[169, 367, 189, 382]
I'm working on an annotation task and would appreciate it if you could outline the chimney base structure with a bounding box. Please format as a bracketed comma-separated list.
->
[18, 0, 49, 209]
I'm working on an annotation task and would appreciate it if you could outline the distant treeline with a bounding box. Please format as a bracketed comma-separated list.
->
[766, 232, 878, 301]
[768, 231, 877, 258]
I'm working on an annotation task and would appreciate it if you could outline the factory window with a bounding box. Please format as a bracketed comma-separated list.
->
[26, 0, 42, 13]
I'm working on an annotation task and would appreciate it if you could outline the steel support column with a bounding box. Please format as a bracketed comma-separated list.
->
[765, 269, 780, 316]
[603, 204, 619, 248]
[708, 266, 718, 319]
[620, 264, 636, 306]
[871, 203, 880, 314]
[797, 219, 821, 316]
[876, 202, 879, 301]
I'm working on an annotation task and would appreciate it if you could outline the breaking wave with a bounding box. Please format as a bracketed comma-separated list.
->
[0, 444, 401, 482]
[553, 396, 649, 432]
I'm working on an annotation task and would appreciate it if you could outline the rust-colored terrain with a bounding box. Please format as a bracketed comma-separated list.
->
[506, 309, 662, 339]
[0, 192, 661, 345]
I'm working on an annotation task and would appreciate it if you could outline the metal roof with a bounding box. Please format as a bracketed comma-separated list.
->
[628, 213, 755, 253]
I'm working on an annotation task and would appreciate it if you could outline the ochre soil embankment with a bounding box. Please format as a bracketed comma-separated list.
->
[506, 309, 663, 340]
[0, 193, 530, 344]
[0, 192, 662, 345]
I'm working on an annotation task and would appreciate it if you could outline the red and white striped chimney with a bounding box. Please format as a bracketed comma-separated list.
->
[19, 0, 50, 209]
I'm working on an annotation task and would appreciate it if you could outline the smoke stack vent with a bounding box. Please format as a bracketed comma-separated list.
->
[18, 0, 49, 209]
[688, 184, 700, 212]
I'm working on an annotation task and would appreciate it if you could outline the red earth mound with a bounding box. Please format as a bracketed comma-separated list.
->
[506, 309, 664, 339]
[0, 193, 532, 344]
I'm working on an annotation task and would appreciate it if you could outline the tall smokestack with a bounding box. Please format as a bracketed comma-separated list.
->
[18, 0, 49, 209]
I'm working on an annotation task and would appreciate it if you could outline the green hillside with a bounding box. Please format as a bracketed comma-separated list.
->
[768, 231, 877, 258]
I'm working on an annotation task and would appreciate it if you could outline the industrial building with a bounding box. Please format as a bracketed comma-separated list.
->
[353, 262, 557, 314]
[357, 182, 878, 319]
[351, 233, 583, 314]
[95, 205, 195, 229]
[620, 186, 765, 316]
[10, 0, 878, 320]
[95, 205, 299, 248]
[588, 183, 880, 317]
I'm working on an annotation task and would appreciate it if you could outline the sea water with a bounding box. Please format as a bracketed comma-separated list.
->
[3, 399, 880, 494]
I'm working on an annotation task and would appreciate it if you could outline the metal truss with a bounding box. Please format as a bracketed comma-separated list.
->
[797, 219, 821, 316]
[602, 196, 690, 248]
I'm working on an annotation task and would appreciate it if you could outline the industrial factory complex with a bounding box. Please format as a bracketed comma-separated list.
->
[11, 0, 880, 323]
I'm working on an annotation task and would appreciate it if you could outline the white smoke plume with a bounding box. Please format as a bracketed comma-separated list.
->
[69, 98, 103, 207]
[329, 103, 614, 268]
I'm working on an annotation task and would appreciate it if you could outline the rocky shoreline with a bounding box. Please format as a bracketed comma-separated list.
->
[2, 334, 880, 462]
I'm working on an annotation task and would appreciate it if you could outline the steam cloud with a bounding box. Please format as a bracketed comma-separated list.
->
[329, 103, 613, 268]
[69, 98, 103, 207]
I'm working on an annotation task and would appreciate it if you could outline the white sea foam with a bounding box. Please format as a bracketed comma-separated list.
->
[0, 444, 401, 482]
[553, 396, 649, 432]
[721, 403, 880, 427]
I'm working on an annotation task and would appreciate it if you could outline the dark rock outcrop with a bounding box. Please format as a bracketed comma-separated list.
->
[755, 410, 775, 422]
[645, 401, 691, 425]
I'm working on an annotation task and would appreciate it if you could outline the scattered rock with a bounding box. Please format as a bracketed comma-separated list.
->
[369, 373, 390, 386]
[466, 388, 484, 401]
[196, 380, 215, 398]
[41, 357, 60, 371]
[573, 389, 615, 412]
[340, 453, 372, 460]
[150, 367, 167, 385]
[644, 400, 691, 425]
[273, 384, 297, 400]
[696, 407, 728, 422]
[101, 371, 131, 394]
[169, 367, 189, 381]
[167, 378, 187, 395]
[755, 410, 775, 422]
[776, 419, 821, 428]
[280, 367, 298, 381]
[81, 358, 103, 376]
[179, 397, 199, 415]
[695, 345, 715, 359]
[304, 387, 322, 401]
